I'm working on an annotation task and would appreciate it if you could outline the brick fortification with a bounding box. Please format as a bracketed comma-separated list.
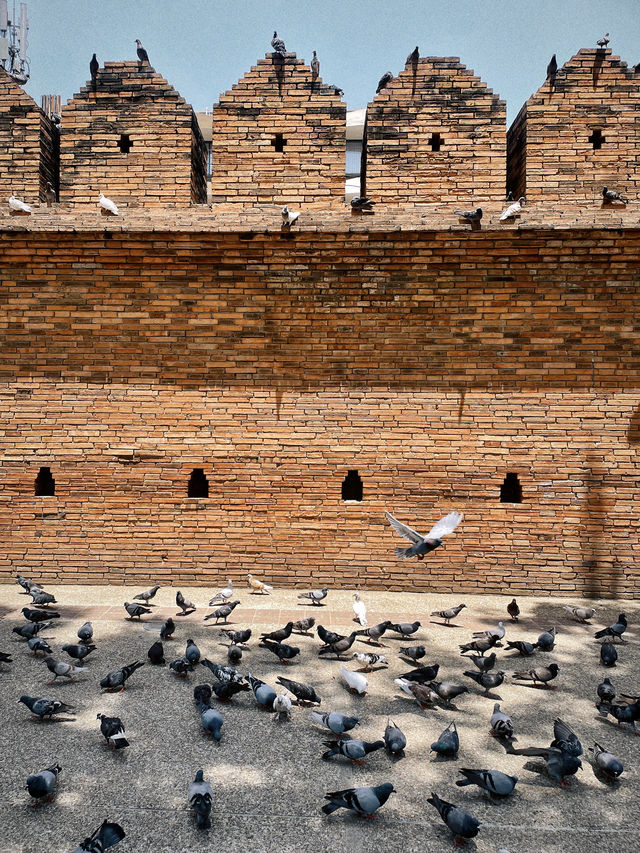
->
[364, 57, 505, 203]
[507, 49, 640, 201]
[211, 53, 346, 208]
[60, 62, 207, 207]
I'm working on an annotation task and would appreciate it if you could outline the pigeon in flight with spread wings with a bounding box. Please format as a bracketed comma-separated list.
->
[385, 510, 463, 559]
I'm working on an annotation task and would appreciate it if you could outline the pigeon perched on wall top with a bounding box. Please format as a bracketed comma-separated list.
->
[271, 32, 286, 54]
[9, 195, 31, 214]
[596, 33, 610, 48]
[135, 39, 150, 63]
[98, 193, 118, 216]
[376, 71, 393, 94]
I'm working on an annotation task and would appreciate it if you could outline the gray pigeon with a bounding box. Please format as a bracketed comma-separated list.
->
[454, 207, 483, 223]
[71, 819, 125, 852]
[459, 636, 499, 656]
[271, 31, 286, 53]
[456, 768, 518, 797]
[505, 640, 536, 656]
[228, 644, 242, 664]
[77, 621, 93, 643]
[597, 677, 615, 703]
[30, 590, 57, 606]
[185, 639, 201, 665]
[388, 621, 421, 637]
[427, 792, 480, 844]
[124, 602, 152, 620]
[310, 710, 358, 735]
[204, 601, 240, 623]
[355, 620, 392, 646]
[386, 511, 462, 559]
[322, 738, 385, 763]
[201, 659, 244, 684]
[546, 53, 557, 80]
[276, 676, 321, 705]
[406, 46, 419, 66]
[588, 742, 623, 781]
[596, 33, 610, 48]
[563, 605, 596, 623]
[490, 703, 515, 740]
[507, 599, 520, 622]
[322, 783, 395, 816]
[397, 663, 440, 683]
[514, 746, 582, 785]
[602, 187, 627, 204]
[44, 657, 87, 683]
[595, 613, 627, 643]
[596, 697, 640, 732]
[469, 651, 497, 672]
[601, 641, 618, 667]
[512, 663, 559, 689]
[133, 585, 160, 603]
[28, 637, 52, 656]
[399, 644, 426, 661]
[99, 661, 144, 691]
[160, 618, 175, 640]
[19, 695, 74, 720]
[135, 39, 150, 63]
[220, 628, 252, 645]
[375, 71, 393, 94]
[428, 681, 469, 705]
[62, 643, 97, 662]
[318, 631, 358, 658]
[298, 588, 328, 605]
[176, 590, 196, 615]
[13, 621, 50, 640]
[260, 639, 300, 663]
[248, 674, 277, 709]
[550, 718, 582, 757]
[25, 763, 61, 804]
[384, 718, 407, 755]
[536, 627, 556, 651]
[291, 617, 316, 635]
[463, 669, 505, 696]
[188, 769, 213, 829]
[430, 604, 466, 624]
[197, 699, 223, 741]
[261, 622, 294, 643]
[170, 657, 194, 677]
[473, 622, 505, 642]
[430, 721, 459, 758]
[23, 607, 60, 623]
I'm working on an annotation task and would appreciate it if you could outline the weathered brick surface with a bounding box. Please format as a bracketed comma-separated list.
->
[0, 68, 58, 203]
[0, 218, 638, 596]
[507, 49, 640, 202]
[59, 62, 207, 207]
[211, 53, 346, 208]
[364, 56, 506, 203]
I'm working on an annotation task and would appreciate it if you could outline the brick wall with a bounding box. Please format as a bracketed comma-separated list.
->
[364, 56, 506, 203]
[0, 69, 57, 203]
[0, 217, 638, 596]
[507, 48, 640, 201]
[211, 53, 346, 208]
[59, 62, 207, 207]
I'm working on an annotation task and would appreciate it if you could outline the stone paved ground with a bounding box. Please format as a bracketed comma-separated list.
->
[0, 583, 638, 853]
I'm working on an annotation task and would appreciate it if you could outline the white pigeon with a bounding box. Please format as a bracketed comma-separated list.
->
[340, 666, 368, 695]
[352, 592, 368, 627]
[9, 195, 31, 214]
[499, 196, 525, 221]
[99, 192, 119, 216]
[273, 693, 292, 721]
[209, 579, 233, 606]
[281, 205, 300, 227]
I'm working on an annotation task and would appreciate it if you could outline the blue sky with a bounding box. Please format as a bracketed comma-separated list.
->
[20, 0, 640, 123]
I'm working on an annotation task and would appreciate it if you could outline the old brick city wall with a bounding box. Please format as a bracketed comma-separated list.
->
[0, 223, 638, 597]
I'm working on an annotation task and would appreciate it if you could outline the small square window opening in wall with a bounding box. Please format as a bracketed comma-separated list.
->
[342, 470, 363, 502]
[35, 466, 55, 496]
[118, 134, 133, 154]
[271, 133, 287, 153]
[500, 472, 522, 504]
[188, 468, 209, 498]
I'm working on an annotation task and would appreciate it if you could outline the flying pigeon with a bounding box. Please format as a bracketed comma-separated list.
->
[282, 205, 301, 227]
[406, 46, 419, 66]
[399, 644, 425, 662]
[135, 39, 150, 63]
[388, 621, 421, 637]
[197, 699, 223, 741]
[596, 33, 610, 48]
[133, 585, 161, 604]
[323, 738, 384, 764]
[322, 783, 395, 817]
[248, 673, 277, 709]
[291, 617, 316, 635]
[339, 666, 368, 695]
[62, 643, 97, 662]
[209, 579, 233, 605]
[30, 589, 57, 606]
[588, 742, 623, 781]
[352, 652, 387, 672]
[546, 53, 557, 80]
[260, 638, 300, 664]
[463, 669, 506, 696]
[261, 622, 293, 643]
[44, 657, 87, 684]
[71, 820, 125, 853]
[147, 641, 165, 665]
[595, 613, 627, 643]
[276, 675, 321, 705]
[456, 768, 518, 797]
[271, 31, 286, 54]
[602, 187, 627, 204]
[9, 195, 31, 214]
[505, 640, 536, 656]
[124, 602, 152, 620]
[376, 71, 393, 94]
[490, 703, 515, 740]
[350, 196, 375, 210]
[563, 605, 596, 623]
[512, 746, 582, 785]
[536, 627, 556, 651]
[97, 714, 129, 749]
[18, 695, 74, 720]
[499, 198, 525, 222]
[273, 693, 292, 721]
[100, 661, 144, 692]
[23, 607, 59, 623]
[160, 617, 175, 640]
[430, 721, 459, 758]
[512, 663, 559, 688]
[98, 193, 118, 216]
[77, 621, 93, 643]
[430, 604, 466, 624]
[310, 710, 358, 736]
[28, 637, 52, 656]
[601, 641, 618, 667]
[25, 764, 61, 805]
[427, 792, 480, 845]
[384, 719, 407, 755]
[386, 510, 462, 559]
[220, 628, 252, 645]
[352, 592, 367, 626]
[247, 573, 272, 594]
[355, 620, 392, 646]
[188, 769, 213, 829]
[454, 207, 483, 223]
[204, 600, 240, 623]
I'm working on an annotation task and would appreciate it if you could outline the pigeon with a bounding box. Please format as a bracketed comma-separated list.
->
[512, 663, 559, 688]
[430, 721, 459, 758]
[30, 589, 57, 606]
[98, 192, 118, 216]
[247, 573, 272, 594]
[399, 644, 425, 662]
[28, 637, 52, 656]
[563, 605, 596, 623]
[200, 659, 244, 685]
[90, 53, 99, 89]
[597, 677, 615, 703]
[188, 769, 213, 829]
[197, 699, 223, 741]
[184, 639, 201, 665]
[395, 678, 438, 708]
[430, 604, 466, 624]
[350, 196, 375, 210]
[62, 643, 97, 662]
[505, 640, 536, 656]
[340, 666, 368, 695]
[13, 622, 50, 640]
[513, 746, 582, 785]
[71, 820, 125, 852]
[310, 710, 358, 736]
[601, 641, 618, 667]
[317, 624, 345, 645]
[546, 53, 557, 80]
[209, 579, 233, 605]
[248, 673, 277, 709]
[310, 50, 320, 82]
[204, 600, 240, 623]
[97, 714, 129, 749]
[588, 742, 623, 781]
[536, 626, 556, 651]
[220, 628, 252, 645]
[276, 676, 321, 705]
[176, 590, 196, 615]
[499, 199, 525, 222]
[319, 631, 358, 658]
[260, 622, 293, 643]
[170, 658, 194, 677]
[384, 719, 407, 755]
[490, 703, 515, 740]
[595, 613, 627, 643]
[352, 652, 387, 672]
[473, 621, 505, 642]
[210, 680, 250, 702]
[25, 764, 61, 805]
[160, 618, 175, 640]
[456, 768, 518, 797]
[100, 661, 144, 692]
[147, 641, 165, 665]
[376, 71, 393, 94]
[550, 718, 582, 757]
[133, 585, 161, 604]
[397, 663, 440, 683]
[260, 638, 300, 664]
[427, 792, 480, 845]
[355, 620, 392, 646]
[352, 592, 367, 626]
[282, 205, 300, 227]
[18, 695, 74, 720]
[77, 621, 93, 643]
[406, 46, 419, 66]
[135, 39, 150, 63]
[292, 617, 316, 635]
[454, 207, 483, 223]
[23, 607, 59, 623]
[322, 783, 395, 817]
[596, 33, 610, 48]
[194, 684, 213, 705]
[228, 644, 242, 664]
[323, 738, 384, 763]
[463, 669, 505, 696]
[428, 681, 469, 705]
[602, 187, 627, 204]
[273, 693, 292, 721]
[386, 510, 462, 559]
[596, 697, 640, 733]
[9, 195, 31, 214]
[506, 190, 514, 201]
[388, 621, 421, 637]
[459, 636, 499, 656]
[124, 602, 151, 620]
[44, 657, 88, 683]
[469, 651, 497, 672]
[17, 575, 40, 592]
[271, 31, 286, 54]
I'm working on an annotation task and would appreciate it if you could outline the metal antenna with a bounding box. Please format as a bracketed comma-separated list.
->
[0, 0, 29, 84]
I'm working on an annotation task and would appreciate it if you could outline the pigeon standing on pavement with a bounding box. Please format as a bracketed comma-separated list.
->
[176, 591, 196, 615]
[597, 677, 615, 703]
[512, 663, 559, 688]
[595, 613, 627, 643]
[507, 599, 521, 621]
[13, 622, 51, 640]
[62, 643, 97, 662]
[197, 699, 223, 741]
[261, 622, 294, 643]
[459, 635, 499, 656]
[400, 644, 426, 662]
[427, 792, 480, 845]
[28, 637, 52, 656]
[291, 617, 316, 635]
[386, 511, 463, 560]
[318, 631, 358, 659]
[160, 618, 175, 640]
[388, 621, 421, 637]
[209, 580, 233, 605]
[430, 721, 459, 758]
[248, 674, 277, 709]
[71, 820, 125, 852]
[185, 639, 201, 666]
[247, 574, 272, 594]
[490, 703, 515, 740]
[355, 620, 392, 646]
[97, 714, 129, 749]
[30, 589, 57, 606]
[339, 666, 368, 695]
[352, 592, 367, 626]
[188, 769, 213, 829]
[310, 711, 358, 736]
[100, 661, 144, 692]
[147, 641, 165, 665]
[563, 605, 596, 622]
[25, 764, 61, 805]
[124, 602, 151, 620]
[384, 718, 407, 755]
[204, 601, 240, 623]
[505, 640, 536, 656]
[463, 669, 506, 696]
[18, 696, 74, 721]
[536, 627, 556, 651]
[77, 622, 93, 643]
[431, 604, 466, 625]
[322, 738, 384, 763]
[352, 652, 387, 672]
[456, 768, 518, 797]
[220, 628, 252, 645]
[322, 783, 395, 816]
[473, 622, 506, 643]
[469, 651, 497, 672]
[44, 657, 88, 684]
[23, 607, 60, 623]
[601, 641, 618, 667]
[276, 676, 321, 705]
[260, 638, 300, 664]
[588, 742, 623, 781]
[133, 585, 161, 604]
[273, 693, 292, 721]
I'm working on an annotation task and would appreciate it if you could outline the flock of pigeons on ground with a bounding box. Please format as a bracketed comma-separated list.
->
[2, 510, 637, 849]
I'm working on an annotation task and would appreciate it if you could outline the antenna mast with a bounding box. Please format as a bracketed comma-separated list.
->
[0, 1, 29, 85]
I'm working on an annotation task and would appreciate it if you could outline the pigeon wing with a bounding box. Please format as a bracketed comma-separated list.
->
[425, 511, 463, 541]
[385, 512, 424, 544]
